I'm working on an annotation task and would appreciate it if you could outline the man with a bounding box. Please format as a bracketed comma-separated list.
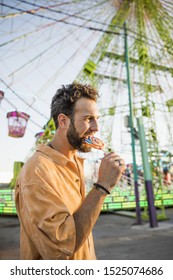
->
[15, 82, 126, 260]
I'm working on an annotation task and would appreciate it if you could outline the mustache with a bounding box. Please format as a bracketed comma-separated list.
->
[83, 132, 95, 138]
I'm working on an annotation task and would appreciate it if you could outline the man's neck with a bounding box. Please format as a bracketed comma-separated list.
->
[50, 138, 77, 161]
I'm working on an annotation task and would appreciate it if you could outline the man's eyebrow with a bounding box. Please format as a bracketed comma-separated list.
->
[83, 114, 100, 119]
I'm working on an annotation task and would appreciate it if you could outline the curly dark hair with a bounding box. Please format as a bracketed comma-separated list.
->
[50, 82, 99, 128]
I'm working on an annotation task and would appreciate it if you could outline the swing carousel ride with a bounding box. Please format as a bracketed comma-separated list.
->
[0, 0, 173, 215]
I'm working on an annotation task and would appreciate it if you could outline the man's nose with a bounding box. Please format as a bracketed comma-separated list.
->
[90, 119, 99, 132]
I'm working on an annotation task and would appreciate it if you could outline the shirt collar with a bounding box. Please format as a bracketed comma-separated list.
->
[36, 144, 85, 167]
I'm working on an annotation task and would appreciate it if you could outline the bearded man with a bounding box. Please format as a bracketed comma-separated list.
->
[15, 82, 125, 260]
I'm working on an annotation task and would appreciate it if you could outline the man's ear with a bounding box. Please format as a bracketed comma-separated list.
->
[57, 114, 70, 128]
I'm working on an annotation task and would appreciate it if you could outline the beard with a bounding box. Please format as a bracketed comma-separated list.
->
[66, 120, 91, 153]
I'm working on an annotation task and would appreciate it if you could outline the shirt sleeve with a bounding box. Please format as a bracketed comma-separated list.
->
[18, 180, 76, 259]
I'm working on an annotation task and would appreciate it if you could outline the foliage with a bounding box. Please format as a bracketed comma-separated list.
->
[9, 161, 24, 189]
[36, 118, 56, 144]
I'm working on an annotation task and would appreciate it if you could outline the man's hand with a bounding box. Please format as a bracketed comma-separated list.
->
[97, 152, 126, 190]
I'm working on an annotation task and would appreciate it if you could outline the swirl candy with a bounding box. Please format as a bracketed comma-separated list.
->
[83, 136, 104, 150]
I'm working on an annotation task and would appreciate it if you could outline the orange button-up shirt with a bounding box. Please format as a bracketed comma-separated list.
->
[15, 144, 96, 260]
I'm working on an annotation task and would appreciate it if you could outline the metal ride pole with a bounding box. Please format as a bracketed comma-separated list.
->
[124, 22, 142, 224]
[137, 117, 158, 227]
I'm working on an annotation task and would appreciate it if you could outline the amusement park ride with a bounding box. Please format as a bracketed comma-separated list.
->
[0, 1, 173, 223]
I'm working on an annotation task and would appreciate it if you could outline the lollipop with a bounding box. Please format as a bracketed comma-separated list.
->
[83, 136, 125, 168]
[83, 135, 104, 150]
